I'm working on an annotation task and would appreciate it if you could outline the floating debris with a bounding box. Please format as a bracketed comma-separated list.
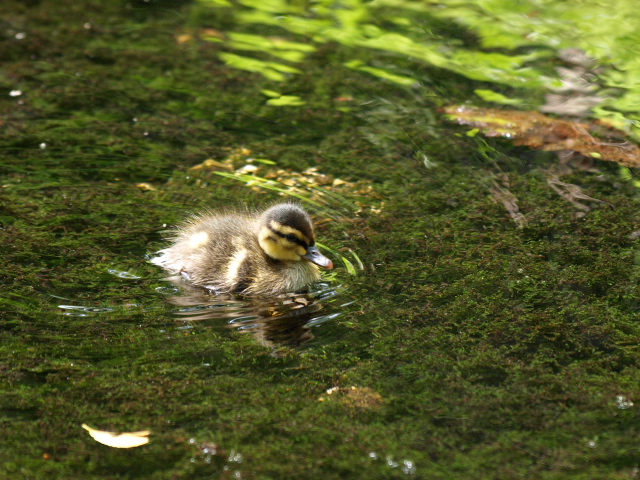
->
[136, 182, 156, 191]
[187, 147, 384, 218]
[545, 172, 610, 213]
[82, 423, 150, 448]
[319, 386, 383, 409]
[489, 176, 528, 229]
[443, 106, 640, 167]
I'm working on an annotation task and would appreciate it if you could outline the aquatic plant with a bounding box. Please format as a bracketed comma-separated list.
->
[197, 0, 640, 140]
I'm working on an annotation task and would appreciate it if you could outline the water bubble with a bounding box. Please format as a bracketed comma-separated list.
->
[9, 90, 22, 97]
[39, 142, 47, 149]
[402, 460, 416, 475]
[616, 395, 634, 409]
[386, 455, 398, 468]
[228, 451, 243, 463]
[368, 452, 378, 459]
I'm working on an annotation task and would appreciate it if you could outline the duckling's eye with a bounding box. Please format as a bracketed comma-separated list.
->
[284, 234, 299, 243]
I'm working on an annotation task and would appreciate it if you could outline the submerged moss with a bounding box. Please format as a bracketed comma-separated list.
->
[2, 0, 640, 479]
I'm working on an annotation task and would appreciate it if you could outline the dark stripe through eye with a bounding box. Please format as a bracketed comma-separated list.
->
[268, 225, 307, 247]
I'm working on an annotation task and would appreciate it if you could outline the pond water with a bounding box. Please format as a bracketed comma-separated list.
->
[2, 1, 640, 478]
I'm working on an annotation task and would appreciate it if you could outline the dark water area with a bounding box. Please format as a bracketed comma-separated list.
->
[2, 0, 640, 478]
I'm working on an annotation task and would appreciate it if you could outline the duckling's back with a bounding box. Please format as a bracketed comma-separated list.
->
[152, 213, 254, 291]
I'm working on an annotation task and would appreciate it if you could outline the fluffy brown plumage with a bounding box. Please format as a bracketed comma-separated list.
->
[152, 203, 333, 295]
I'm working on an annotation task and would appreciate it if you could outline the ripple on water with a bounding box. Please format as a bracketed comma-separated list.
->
[107, 268, 142, 280]
[58, 305, 117, 316]
[163, 280, 348, 349]
[47, 274, 349, 351]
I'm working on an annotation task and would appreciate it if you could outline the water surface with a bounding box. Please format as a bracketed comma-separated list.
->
[2, 1, 640, 479]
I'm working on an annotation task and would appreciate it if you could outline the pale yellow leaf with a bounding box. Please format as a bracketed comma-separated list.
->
[82, 423, 150, 449]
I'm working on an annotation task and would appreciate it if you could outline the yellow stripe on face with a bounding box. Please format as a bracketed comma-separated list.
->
[188, 231, 209, 248]
[268, 221, 310, 245]
[258, 226, 304, 261]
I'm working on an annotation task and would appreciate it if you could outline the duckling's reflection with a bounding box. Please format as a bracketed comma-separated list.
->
[166, 278, 343, 349]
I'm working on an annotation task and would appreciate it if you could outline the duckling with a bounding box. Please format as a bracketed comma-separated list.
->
[152, 203, 333, 295]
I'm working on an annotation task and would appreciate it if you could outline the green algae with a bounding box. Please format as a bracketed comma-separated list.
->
[2, 0, 640, 479]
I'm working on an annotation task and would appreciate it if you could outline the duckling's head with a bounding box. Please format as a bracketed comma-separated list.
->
[257, 203, 333, 269]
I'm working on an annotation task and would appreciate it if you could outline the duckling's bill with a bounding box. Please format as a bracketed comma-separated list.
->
[303, 245, 333, 269]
